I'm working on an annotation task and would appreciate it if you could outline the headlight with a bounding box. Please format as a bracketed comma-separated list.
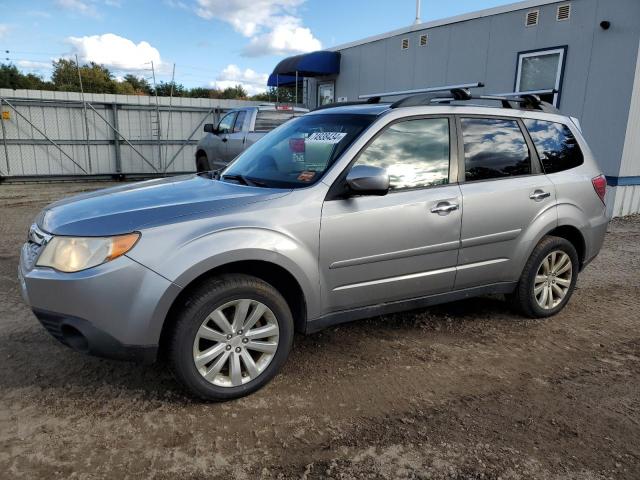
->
[36, 233, 140, 272]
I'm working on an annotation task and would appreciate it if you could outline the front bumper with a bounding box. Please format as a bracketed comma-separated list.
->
[19, 243, 181, 363]
[33, 309, 158, 363]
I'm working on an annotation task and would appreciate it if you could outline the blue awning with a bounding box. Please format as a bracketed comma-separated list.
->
[267, 74, 299, 87]
[267, 51, 340, 87]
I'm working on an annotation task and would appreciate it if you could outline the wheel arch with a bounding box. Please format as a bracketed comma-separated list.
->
[545, 224, 586, 269]
[195, 149, 209, 172]
[158, 259, 308, 358]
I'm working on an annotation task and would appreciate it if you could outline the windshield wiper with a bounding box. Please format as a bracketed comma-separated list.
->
[222, 173, 249, 185]
[221, 174, 268, 188]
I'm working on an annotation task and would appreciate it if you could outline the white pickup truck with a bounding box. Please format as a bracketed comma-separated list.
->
[195, 105, 308, 172]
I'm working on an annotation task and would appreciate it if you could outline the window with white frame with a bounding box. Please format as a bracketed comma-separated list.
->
[515, 47, 566, 106]
[317, 82, 335, 106]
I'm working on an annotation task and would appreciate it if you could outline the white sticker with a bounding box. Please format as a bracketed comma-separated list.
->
[306, 132, 347, 144]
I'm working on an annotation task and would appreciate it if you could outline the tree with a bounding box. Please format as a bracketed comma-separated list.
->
[51, 59, 117, 94]
[251, 86, 297, 103]
[121, 74, 151, 95]
[219, 84, 247, 99]
[0, 64, 54, 90]
[153, 81, 186, 97]
[1, 61, 258, 100]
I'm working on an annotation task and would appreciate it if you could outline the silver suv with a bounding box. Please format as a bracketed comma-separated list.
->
[18, 88, 609, 400]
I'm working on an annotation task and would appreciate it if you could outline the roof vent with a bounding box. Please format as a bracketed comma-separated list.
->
[401, 38, 409, 50]
[419, 34, 428, 46]
[557, 4, 571, 21]
[525, 9, 539, 26]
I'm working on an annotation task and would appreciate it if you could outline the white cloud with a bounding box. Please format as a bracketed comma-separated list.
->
[211, 64, 269, 95]
[196, 0, 302, 36]
[0, 24, 9, 39]
[243, 17, 321, 57]
[56, 0, 100, 18]
[195, 0, 321, 56]
[66, 33, 163, 73]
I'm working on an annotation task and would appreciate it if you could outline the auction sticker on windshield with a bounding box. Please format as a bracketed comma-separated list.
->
[306, 132, 347, 143]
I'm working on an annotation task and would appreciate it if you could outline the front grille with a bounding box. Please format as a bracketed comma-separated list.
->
[22, 223, 51, 271]
[22, 242, 43, 270]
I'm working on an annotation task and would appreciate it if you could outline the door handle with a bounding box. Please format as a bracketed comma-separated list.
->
[529, 190, 551, 201]
[431, 202, 459, 215]
[221, 137, 228, 143]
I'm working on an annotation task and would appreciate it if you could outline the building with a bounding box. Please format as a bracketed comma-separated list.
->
[268, 0, 640, 216]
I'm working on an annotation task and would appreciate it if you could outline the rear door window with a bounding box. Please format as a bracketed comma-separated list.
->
[255, 110, 295, 131]
[523, 119, 584, 173]
[460, 117, 531, 182]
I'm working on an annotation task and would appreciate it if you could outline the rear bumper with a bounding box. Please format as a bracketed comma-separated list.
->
[583, 213, 609, 268]
[34, 309, 157, 363]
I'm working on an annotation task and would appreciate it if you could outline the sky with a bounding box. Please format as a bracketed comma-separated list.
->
[0, 0, 512, 94]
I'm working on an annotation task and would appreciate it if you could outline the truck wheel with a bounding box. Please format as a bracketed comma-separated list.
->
[168, 274, 294, 401]
[511, 236, 579, 318]
[196, 153, 209, 172]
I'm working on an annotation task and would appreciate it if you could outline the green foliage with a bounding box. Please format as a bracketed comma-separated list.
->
[122, 74, 151, 95]
[0, 62, 264, 100]
[251, 86, 297, 103]
[51, 59, 118, 93]
[153, 81, 187, 97]
[0, 64, 55, 90]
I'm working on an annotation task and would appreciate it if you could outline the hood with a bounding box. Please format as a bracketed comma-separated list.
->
[39, 175, 290, 236]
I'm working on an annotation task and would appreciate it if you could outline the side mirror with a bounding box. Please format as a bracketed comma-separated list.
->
[346, 165, 390, 196]
[203, 123, 216, 134]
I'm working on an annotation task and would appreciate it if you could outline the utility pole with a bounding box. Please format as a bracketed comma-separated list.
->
[76, 54, 92, 173]
[150, 60, 162, 171]
[164, 63, 176, 171]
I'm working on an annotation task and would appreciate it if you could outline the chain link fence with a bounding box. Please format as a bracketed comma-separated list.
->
[0, 89, 261, 180]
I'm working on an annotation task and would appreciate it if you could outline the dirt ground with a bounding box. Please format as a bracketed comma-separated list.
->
[0, 182, 639, 480]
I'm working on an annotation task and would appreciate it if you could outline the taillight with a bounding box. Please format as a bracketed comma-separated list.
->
[591, 175, 607, 204]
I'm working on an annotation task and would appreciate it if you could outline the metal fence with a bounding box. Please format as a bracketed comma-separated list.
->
[0, 89, 261, 180]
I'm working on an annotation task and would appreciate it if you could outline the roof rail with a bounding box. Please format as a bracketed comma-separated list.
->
[359, 82, 484, 100]
[311, 96, 382, 112]
[418, 89, 559, 113]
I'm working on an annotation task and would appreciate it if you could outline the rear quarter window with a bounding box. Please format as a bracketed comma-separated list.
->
[255, 110, 296, 131]
[524, 119, 584, 174]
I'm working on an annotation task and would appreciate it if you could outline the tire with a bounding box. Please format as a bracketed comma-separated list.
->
[511, 235, 579, 318]
[168, 274, 294, 401]
[195, 153, 210, 173]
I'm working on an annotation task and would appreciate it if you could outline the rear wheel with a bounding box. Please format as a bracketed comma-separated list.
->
[511, 236, 579, 318]
[168, 274, 294, 401]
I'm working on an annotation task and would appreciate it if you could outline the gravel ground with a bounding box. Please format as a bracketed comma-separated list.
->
[0, 182, 639, 479]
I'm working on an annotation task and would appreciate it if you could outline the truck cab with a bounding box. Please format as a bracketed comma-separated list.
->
[195, 105, 309, 172]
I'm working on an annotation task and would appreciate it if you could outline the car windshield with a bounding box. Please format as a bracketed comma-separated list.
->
[221, 113, 376, 188]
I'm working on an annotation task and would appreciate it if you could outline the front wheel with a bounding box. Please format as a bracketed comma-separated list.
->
[168, 274, 294, 401]
[195, 153, 210, 173]
[511, 236, 579, 318]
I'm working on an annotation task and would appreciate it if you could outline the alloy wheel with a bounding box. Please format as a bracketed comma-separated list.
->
[192, 299, 279, 387]
[533, 250, 573, 310]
